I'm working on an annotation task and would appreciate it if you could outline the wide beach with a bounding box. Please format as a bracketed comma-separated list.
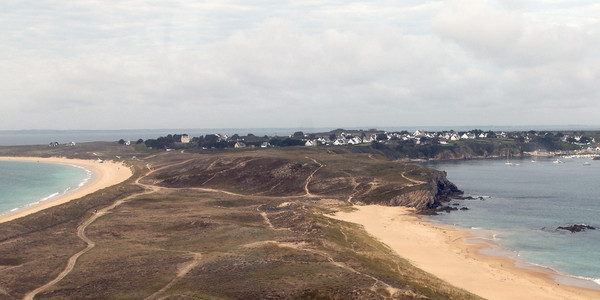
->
[0, 156, 133, 224]
[332, 205, 600, 300]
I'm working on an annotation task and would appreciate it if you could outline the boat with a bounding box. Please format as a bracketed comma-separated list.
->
[583, 162, 591, 166]
[505, 152, 518, 166]
[553, 159, 564, 164]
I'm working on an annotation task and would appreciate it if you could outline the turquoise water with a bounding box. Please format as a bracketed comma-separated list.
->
[423, 157, 600, 288]
[0, 160, 92, 217]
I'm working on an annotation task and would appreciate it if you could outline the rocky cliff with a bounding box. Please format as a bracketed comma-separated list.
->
[389, 170, 462, 213]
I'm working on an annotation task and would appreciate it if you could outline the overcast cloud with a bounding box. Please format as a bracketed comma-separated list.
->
[1, 0, 599, 130]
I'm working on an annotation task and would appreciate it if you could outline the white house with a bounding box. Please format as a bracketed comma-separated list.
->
[234, 141, 246, 148]
[347, 137, 363, 145]
[333, 139, 348, 146]
[181, 134, 190, 143]
[305, 140, 317, 147]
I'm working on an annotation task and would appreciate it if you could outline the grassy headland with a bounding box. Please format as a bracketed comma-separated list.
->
[0, 142, 477, 299]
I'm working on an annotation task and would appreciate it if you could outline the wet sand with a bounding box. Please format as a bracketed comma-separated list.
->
[331, 205, 600, 300]
[0, 156, 132, 224]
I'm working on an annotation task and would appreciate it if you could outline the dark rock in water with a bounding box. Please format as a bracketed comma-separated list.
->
[557, 224, 596, 233]
[436, 206, 458, 213]
[452, 203, 460, 206]
[460, 207, 469, 211]
[478, 196, 484, 200]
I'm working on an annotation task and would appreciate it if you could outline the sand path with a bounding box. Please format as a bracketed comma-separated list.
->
[304, 157, 324, 197]
[23, 171, 156, 300]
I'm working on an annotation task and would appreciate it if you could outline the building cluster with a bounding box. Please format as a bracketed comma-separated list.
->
[303, 130, 494, 147]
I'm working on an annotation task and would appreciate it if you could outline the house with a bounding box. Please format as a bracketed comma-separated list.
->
[450, 135, 460, 141]
[261, 142, 271, 148]
[347, 137, 363, 145]
[125, 140, 131, 146]
[234, 141, 246, 148]
[305, 140, 317, 147]
[363, 135, 375, 143]
[48, 142, 59, 147]
[181, 134, 190, 143]
[333, 139, 348, 146]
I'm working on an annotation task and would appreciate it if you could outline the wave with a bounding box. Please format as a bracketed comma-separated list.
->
[1, 164, 95, 218]
[40, 192, 60, 202]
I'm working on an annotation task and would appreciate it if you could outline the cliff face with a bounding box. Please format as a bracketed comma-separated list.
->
[389, 170, 462, 213]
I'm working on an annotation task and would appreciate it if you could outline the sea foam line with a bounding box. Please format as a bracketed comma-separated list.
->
[1, 164, 95, 218]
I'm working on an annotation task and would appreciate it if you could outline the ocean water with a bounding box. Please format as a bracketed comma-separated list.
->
[0, 161, 92, 217]
[423, 157, 600, 288]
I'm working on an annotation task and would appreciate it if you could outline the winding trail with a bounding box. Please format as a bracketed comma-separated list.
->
[401, 172, 426, 186]
[144, 253, 202, 300]
[24, 165, 164, 300]
[304, 157, 324, 197]
[22, 156, 330, 299]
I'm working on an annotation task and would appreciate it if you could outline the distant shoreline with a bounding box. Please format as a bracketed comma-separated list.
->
[0, 156, 133, 224]
[331, 205, 600, 300]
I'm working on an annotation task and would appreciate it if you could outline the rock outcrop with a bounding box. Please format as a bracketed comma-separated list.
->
[557, 224, 596, 233]
[389, 170, 463, 213]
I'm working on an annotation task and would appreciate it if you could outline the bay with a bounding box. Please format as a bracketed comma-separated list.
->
[0, 161, 92, 217]
[423, 157, 600, 287]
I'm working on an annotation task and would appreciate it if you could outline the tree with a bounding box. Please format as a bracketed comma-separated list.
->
[136, 139, 144, 144]
[293, 131, 305, 139]
[376, 133, 388, 141]
[118, 139, 125, 144]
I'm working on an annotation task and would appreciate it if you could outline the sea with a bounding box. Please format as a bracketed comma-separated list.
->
[422, 157, 600, 290]
[0, 160, 93, 218]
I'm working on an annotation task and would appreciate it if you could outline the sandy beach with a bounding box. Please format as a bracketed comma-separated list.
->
[331, 205, 600, 300]
[0, 156, 133, 224]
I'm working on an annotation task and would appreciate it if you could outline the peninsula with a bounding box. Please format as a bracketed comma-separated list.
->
[0, 138, 599, 299]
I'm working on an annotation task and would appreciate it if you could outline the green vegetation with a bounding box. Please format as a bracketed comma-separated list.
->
[0, 145, 474, 299]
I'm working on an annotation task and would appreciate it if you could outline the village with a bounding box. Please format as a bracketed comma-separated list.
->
[135, 129, 600, 159]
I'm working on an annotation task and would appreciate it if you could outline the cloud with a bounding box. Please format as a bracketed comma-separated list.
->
[432, 0, 596, 67]
[1, 1, 600, 129]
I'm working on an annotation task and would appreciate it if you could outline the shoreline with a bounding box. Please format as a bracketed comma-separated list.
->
[0, 156, 133, 224]
[331, 205, 600, 300]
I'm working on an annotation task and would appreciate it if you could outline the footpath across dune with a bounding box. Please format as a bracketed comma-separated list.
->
[0, 156, 133, 224]
[331, 205, 600, 300]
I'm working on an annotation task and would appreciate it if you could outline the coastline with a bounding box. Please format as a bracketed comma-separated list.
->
[0, 156, 133, 224]
[331, 205, 600, 300]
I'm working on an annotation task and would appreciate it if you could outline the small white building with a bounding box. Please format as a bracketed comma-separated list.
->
[305, 140, 317, 147]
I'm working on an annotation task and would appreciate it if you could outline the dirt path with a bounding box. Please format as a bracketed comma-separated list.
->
[24, 167, 161, 300]
[201, 158, 256, 185]
[401, 172, 426, 186]
[144, 253, 202, 300]
[304, 158, 324, 197]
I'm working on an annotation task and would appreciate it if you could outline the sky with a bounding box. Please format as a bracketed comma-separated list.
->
[1, 0, 599, 130]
